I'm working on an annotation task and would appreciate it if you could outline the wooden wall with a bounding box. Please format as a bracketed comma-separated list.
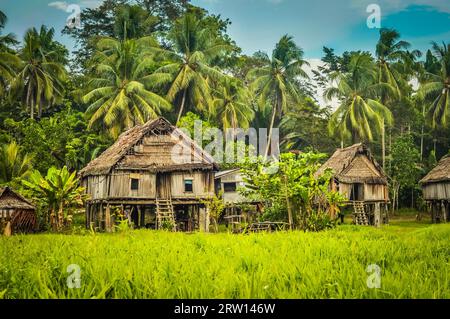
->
[364, 184, 388, 201]
[423, 182, 450, 201]
[83, 170, 214, 200]
[336, 182, 388, 201]
[171, 171, 214, 198]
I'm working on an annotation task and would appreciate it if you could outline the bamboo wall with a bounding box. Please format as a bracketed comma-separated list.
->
[337, 183, 388, 202]
[83, 170, 214, 200]
[423, 182, 450, 201]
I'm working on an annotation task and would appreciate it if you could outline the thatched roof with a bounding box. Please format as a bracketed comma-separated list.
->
[0, 187, 36, 210]
[80, 117, 218, 177]
[315, 143, 388, 185]
[420, 155, 450, 185]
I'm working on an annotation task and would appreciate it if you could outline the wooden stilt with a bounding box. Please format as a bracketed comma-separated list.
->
[105, 204, 111, 232]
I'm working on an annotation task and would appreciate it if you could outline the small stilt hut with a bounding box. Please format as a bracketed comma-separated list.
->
[420, 155, 450, 223]
[315, 143, 389, 226]
[0, 187, 37, 235]
[79, 117, 218, 232]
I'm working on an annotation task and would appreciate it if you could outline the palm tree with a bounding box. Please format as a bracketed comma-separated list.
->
[148, 14, 230, 124]
[0, 141, 33, 185]
[325, 53, 394, 143]
[212, 78, 254, 131]
[375, 28, 419, 168]
[114, 4, 157, 40]
[419, 42, 450, 128]
[248, 35, 309, 155]
[83, 37, 171, 138]
[12, 26, 67, 119]
[0, 10, 17, 51]
[0, 10, 19, 96]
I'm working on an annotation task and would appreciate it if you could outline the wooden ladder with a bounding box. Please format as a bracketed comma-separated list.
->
[156, 198, 177, 231]
[353, 201, 369, 226]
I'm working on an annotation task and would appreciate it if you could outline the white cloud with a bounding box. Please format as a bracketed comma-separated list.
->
[303, 59, 339, 110]
[48, 1, 69, 11]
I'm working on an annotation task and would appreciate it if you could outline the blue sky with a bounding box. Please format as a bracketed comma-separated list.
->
[1, 0, 449, 58]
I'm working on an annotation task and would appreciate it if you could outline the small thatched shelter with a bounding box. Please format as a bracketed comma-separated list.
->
[80, 117, 218, 232]
[315, 143, 389, 226]
[420, 155, 450, 223]
[0, 187, 37, 235]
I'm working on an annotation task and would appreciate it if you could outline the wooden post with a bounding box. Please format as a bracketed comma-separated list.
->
[431, 202, 437, 223]
[374, 203, 381, 228]
[442, 201, 447, 223]
[140, 206, 145, 228]
[105, 204, 111, 233]
[199, 206, 210, 232]
[85, 203, 90, 229]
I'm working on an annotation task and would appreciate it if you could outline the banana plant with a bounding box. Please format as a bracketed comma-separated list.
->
[22, 166, 86, 231]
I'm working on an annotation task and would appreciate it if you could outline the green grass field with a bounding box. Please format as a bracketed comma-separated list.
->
[1, 217, 450, 299]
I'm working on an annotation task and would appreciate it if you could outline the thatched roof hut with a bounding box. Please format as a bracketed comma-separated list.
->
[420, 155, 450, 192]
[0, 187, 36, 234]
[80, 117, 218, 232]
[315, 143, 388, 186]
[315, 143, 389, 226]
[420, 155, 450, 223]
[80, 117, 217, 177]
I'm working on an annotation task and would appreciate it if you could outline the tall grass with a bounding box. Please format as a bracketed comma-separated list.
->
[1, 222, 450, 299]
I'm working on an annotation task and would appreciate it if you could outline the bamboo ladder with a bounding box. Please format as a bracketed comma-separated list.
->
[353, 201, 369, 225]
[156, 197, 177, 231]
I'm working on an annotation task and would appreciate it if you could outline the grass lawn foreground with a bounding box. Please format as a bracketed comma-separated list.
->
[1, 217, 449, 299]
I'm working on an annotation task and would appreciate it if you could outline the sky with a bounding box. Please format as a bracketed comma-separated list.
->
[1, 0, 449, 106]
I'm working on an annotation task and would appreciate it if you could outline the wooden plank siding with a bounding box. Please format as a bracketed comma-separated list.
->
[423, 182, 450, 201]
[83, 170, 214, 201]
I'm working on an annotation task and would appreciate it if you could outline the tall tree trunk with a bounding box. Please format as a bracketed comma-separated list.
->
[283, 174, 293, 230]
[176, 89, 187, 125]
[26, 84, 34, 120]
[420, 103, 425, 161]
[382, 118, 385, 170]
[265, 102, 277, 157]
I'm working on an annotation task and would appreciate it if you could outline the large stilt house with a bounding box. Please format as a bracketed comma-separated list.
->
[79, 117, 218, 232]
[420, 155, 450, 223]
[315, 143, 389, 226]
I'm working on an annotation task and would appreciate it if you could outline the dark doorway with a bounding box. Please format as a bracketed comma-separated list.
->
[350, 183, 364, 201]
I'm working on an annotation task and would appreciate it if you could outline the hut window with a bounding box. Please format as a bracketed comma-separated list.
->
[184, 179, 193, 192]
[131, 178, 139, 191]
[224, 182, 237, 192]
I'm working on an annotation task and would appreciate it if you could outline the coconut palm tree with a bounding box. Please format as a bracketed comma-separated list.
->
[147, 14, 230, 124]
[11, 26, 67, 119]
[0, 141, 33, 185]
[248, 35, 309, 155]
[325, 53, 394, 143]
[83, 37, 171, 138]
[212, 78, 254, 131]
[0, 10, 17, 51]
[419, 42, 450, 128]
[375, 28, 419, 168]
[0, 11, 19, 96]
